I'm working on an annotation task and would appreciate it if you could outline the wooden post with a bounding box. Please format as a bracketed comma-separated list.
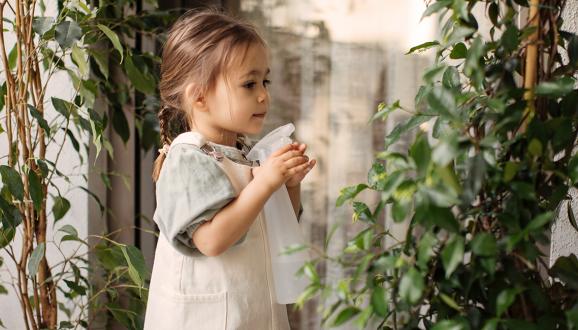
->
[521, 0, 540, 133]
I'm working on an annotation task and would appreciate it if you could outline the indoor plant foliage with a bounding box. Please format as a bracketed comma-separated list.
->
[298, 0, 578, 328]
[0, 0, 174, 329]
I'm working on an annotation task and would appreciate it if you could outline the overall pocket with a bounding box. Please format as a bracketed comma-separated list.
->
[144, 290, 227, 330]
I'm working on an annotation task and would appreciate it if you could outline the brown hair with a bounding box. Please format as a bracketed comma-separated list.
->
[152, 8, 267, 182]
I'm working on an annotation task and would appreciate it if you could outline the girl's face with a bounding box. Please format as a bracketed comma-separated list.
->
[204, 42, 271, 136]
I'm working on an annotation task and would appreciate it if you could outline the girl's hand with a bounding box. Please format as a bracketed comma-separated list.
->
[251, 143, 310, 193]
[285, 142, 316, 188]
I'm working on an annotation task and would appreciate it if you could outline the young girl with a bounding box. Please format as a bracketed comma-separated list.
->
[143, 9, 316, 330]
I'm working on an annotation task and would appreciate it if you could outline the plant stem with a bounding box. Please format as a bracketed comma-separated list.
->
[520, 0, 541, 133]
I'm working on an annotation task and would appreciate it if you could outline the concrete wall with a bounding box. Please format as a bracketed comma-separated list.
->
[550, 0, 578, 265]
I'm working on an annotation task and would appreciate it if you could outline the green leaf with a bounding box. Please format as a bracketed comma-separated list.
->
[370, 100, 401, 122]
[124, 54, 155, 94]
[439, 293, 462, 312]
[527, 139, 542, 157]
[410, 134, 431, 176]
[503, 161, 519, 182]
[399, 267, 424, 305]
[550, 254, 578, 290]
[380, 171, 405, 202]
[52, 195, 71, 222]
[8, 45, 17, 70]
[441, 235, 464, 278]
[569, 154, 578, 184]
[488, 3, 499, 26]
[0, 165, 24, 201]
[368, 162, 386, 189]
[496, 287, 523, 317]
[371, 286, 388, 317]
[54, 20, 82, 48]
[121, 245, 148, 291]
[526, 211, 553, 232]
[58, 224, 78, 237]
[385, 115, 430, 147]
[331, 307, 360, 327]
[417, 231, 437, 269]
[501, 26, 519, 52]
[422, 0, 452, 19]
[352, 202, 374, 223]
[51, 97, 75, 118]
[481, 318, 499, 330]
[97, 24, 124, 63]
[422, 185, 460, 208]
[427, 87, 456, 118]
[463, 154, 486, 203]
[27, 105, 51, 137]
[0, 226, 15, 249]
[427, 206, 459, 232]
[406, 41, 439, 54]
[566, 303, 578, 329]
[112, 106, 130, 143]
[28, 243, 45, 276]
[392, 199, 411, 222]
[28, 169, 42, 212]
[302, 262, 319, 283]
[32, 17, 54, 36]
[471, 233, 497, 257]
[432, 134, 458, 166]
[450, 42, 467, 59]
[452, 0, 468, 20]
[336, 184, 368, 207]
[71, 44, 88, 77]
[442, 66, 461, 90]
[64, 279, 86, 296]
[432, 319, 469, 330]
[89, 48, 109, 79]
[535, 76, 575, 97]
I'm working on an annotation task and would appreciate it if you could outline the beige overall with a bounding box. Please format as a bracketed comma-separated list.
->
[144, 134, 291, 330]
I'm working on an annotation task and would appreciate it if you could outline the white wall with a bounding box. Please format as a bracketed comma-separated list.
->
[550, 0, 578, 265]
[0, 1, 89, 328]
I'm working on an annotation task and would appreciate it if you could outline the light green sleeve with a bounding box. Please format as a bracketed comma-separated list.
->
[153, 144, 246, 255]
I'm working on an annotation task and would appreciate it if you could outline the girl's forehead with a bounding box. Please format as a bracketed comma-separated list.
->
[230, 43, 270, 77]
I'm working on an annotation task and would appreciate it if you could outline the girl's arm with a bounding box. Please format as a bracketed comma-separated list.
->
[192, 176, 274, 257]
[192, 144, 310, 257]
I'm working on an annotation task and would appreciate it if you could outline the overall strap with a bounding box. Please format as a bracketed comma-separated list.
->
[168, 131, 223, 161]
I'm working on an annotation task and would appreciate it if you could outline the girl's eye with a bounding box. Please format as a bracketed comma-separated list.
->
[243, 80, 272, 89]
[244, 81, 257, 89]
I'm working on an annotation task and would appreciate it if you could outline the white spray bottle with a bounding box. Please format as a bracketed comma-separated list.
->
[246, 123, 311, 304]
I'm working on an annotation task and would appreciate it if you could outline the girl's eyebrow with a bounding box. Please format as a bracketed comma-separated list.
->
[241, 68, 271, 78]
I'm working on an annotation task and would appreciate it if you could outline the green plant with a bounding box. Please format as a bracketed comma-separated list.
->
[0, 0, 175, 328]
[298, 0, 578, 328]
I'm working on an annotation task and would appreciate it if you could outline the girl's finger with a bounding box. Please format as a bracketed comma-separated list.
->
[284, 155, 308, 168]
[280, 149, 304, 161]
[308, 159, 316, 169]
[271, 143, 294, 157]
[288, 159, 314, 176]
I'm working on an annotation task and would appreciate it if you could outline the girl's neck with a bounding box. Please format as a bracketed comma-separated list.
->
[192, 126, 238, 147]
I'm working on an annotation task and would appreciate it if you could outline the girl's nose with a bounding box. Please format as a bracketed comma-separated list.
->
[257, 93, 268, 103]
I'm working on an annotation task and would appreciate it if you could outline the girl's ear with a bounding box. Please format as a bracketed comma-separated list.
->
[185, 82, 208, 111]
